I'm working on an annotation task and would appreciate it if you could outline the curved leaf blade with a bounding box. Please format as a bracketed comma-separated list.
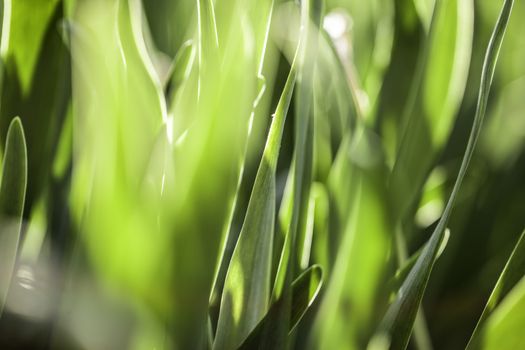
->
[386, 229, 450, 295]
[477, 276, 525, 350]
[0, 117, 27, 315]
[391, 0, 474, 219]
[213, 48, 299, 350]
[310, 126, 393, 350]
[290, 264, 323, 332]
[375, 0, 514, 348]
[466, 229, 525, 349]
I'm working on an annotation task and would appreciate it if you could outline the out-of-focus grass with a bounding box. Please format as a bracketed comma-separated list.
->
[0, 0, 524, 349]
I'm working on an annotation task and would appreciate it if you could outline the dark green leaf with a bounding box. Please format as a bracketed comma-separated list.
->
[290, 264, 323, 332]
[390, 0, 474, 219]
[375, 1, 514, 348]
[166, 40, 195, 101]
[386, 229, 449, 296]
[1, 0, 60, 93]
[237, 265, 323, 350]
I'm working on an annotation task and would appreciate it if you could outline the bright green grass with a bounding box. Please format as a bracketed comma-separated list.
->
[0, 0, 523, 349]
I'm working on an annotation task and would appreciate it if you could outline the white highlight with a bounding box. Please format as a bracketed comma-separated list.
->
[323, 12, 349, 40]
[1, 0, 12, 58]
[166, 116, 174, 145]
[129, 0, 168, 123]
[17, 265, 35, 290]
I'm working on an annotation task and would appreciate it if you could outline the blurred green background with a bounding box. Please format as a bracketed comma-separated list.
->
[0, 0, 523, 349]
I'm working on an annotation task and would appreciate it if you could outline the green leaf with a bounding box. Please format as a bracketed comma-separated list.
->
[259, 3, 322, 347]
[375, 1, 514, 348]
[272, 0, 322, 303]
[0, 0, 60, 93]
[294, 60, 316, 271]
[314, 30, 356, 138]
[466, 229, 525, 349]
[324, 0, 394, 119]
[386, 229, 450, 297]
[310, 127, 392, 350]
[413, 0, 436, 31]
[209, 0, 275, 312]
[0, 117, 27, 315]
[69, 0, 171, 336]
[51, 103, 73, 180]
[164, 1, 264, 346]
[422, 0, 473, 147]
[475, 276, 525, 349]
[237, 265, 323, 350]
[196, 0, 219, 84]
[297, 178, 318, 270]
[167, 40, 195, 101]
[290, 264, 323, 332]
[310, 183, 330, 276]
[213, 45, 299, 350]
[391, 0, 474, 219]
[1, 0, 69, 212]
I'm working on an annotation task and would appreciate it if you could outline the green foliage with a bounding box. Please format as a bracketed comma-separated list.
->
[0, 117, 27, 315]
[0, 0, 522, 349]
[467, 229, 525, 349]
[391, 0, 473, 219]
[214, 33, 298, 350]
[377, 1, 514, 348]
[238, 264, 323, 349]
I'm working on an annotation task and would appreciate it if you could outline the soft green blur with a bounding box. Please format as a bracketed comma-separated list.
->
[0, 0, 523, 349]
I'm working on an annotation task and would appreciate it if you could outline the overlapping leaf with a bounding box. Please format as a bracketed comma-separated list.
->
[213, 39, 299, 350]
[390, 0, 474, 219]
[310, 126, 392, 350]
[467, 229, 525, 349]
[237, 264, 323, 350]
[375, 1, 514, 348]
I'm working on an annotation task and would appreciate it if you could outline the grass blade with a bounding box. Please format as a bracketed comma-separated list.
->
[466, 229, 525, 349]
[473, 275, 525, 349]
[272, 0, 321, 303]
[0, 0, 60, 93]
[386, 229, 450, 295]
[391, 0, 474, 219]
[375, 1, 514, 348]
[290, 264, 323, 332]
[311, 127, 392, 350]
[0, 117, 27, 315]
[196, 0, 219, 62]
[209, 0, 275, 317]
[213, 44, 299, 350]
[237, 265, 323, 350]
[166, 40, 195, 104]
